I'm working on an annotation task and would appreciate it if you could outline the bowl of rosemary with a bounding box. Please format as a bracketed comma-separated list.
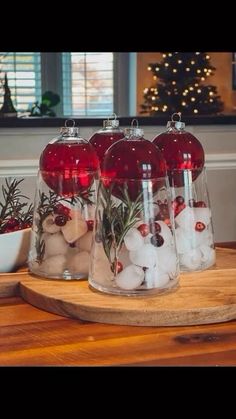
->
[0, 178, 33, 272]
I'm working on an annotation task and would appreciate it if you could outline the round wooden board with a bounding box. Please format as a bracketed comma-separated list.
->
[19, 248, 236, 327]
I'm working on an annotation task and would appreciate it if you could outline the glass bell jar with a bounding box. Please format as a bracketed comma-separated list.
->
[152, 112, 216, 272]
[28, 120, 100, 280]
[89, 113, 124, 165]
[89, 120, 180, 296]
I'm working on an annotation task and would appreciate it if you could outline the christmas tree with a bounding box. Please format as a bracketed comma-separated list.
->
[141, 52, 224, 116]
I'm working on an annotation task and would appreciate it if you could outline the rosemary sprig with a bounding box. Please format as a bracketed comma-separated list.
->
[98, 182, 144, 273]
[0, 178, 33, 234]
[34, 190, 70, 263]
[69, 184, 95, 208]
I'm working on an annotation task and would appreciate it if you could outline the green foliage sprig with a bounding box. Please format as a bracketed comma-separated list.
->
[0, 178, 33, 234]
[98, 183, 144, 273]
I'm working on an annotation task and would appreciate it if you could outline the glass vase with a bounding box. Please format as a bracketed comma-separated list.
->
[89, 177, 180, 296]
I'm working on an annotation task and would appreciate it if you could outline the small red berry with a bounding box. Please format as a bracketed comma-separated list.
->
[159, 203, 169, 216]
[111, 261, 123, 274]
[195, 221, 206, 232]
[151, 233, 164, 247]
[155, 213, 165, 221]
[54, 204, 70, 216]
[55, 214, 68, 226]
[86, 220, 94, 231]
[138, 223, 150, 237]
[175, 203, 186, 216]
[3, 227, 13, 233]
[195, 201, 207, 208]
[22, 223, 32, 229]
[150, 221, 161, 234]
[2, 218, 20, 233]
[6, 218, 19, 228]
[175, 196, 185, 205]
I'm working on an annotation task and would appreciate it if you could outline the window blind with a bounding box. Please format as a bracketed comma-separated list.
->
[0, 52, 42, 113]
[62, 52, 114, 117]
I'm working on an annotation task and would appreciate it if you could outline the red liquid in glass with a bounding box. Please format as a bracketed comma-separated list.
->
[102, 137, 166, 201]
[89, 132, 124, 165]
[153, 131, 205, 187]
[40, 142, 99, 197]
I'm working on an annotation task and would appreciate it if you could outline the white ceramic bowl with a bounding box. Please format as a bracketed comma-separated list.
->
[0, 228, 31, 273]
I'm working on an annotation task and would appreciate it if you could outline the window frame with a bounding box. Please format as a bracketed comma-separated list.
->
[40, 52, 135, 117]
[0, 52, 42, 113]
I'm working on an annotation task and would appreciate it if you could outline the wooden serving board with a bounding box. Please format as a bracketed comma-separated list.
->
[1, 248, 236, 326]
[0, 247, 229, 327]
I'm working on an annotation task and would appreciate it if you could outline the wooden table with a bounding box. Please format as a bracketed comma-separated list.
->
[1, 243, 236, 366]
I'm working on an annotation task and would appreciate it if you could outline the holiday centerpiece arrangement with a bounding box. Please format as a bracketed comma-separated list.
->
[28, 120, 100, 279]
[26, 112, 216, 296]
[88, 120, 180, 295]
[153, 113, 215, 271]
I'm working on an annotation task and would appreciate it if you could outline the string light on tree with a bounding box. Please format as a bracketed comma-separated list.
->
[141, 52, 224, 115]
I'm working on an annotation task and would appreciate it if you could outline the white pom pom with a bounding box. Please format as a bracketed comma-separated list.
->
[89, 244, 113, 286]
[61, 218, 88, 243]
[175, 207, 195, 231]
[156, 246, 178, 278]
[194, 207, 211, 226]
[42, 214, 61, 234]
[144, 233, 153, 244]
[180, 248, 202, 270]
[69, 208, 84, 220]
[129, 244, 157, 268]
[118, 244, 131, 268]
[124, 228, 144, 251]
[76, 231, 93, 252]
[67, 251, 90, 276]
[145, 266, 170, 288]
[44, 232, 68, 257]
[115, 264, 144, 290]
[175, 227, 192, 253]
[200, 245, 216, 266]
[190, 228, 211, 248]
[39, 254, 67, 276]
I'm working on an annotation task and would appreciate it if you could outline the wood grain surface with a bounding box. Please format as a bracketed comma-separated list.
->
[1, 295, 236, 366]
[16, 247, 236, 327]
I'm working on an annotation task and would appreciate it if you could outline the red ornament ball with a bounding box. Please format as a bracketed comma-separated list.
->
[153, 130, 205, 187]
[101, 137, 167, 201]
[40, 142, 99, 197]
[89, 131, 124, 165]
